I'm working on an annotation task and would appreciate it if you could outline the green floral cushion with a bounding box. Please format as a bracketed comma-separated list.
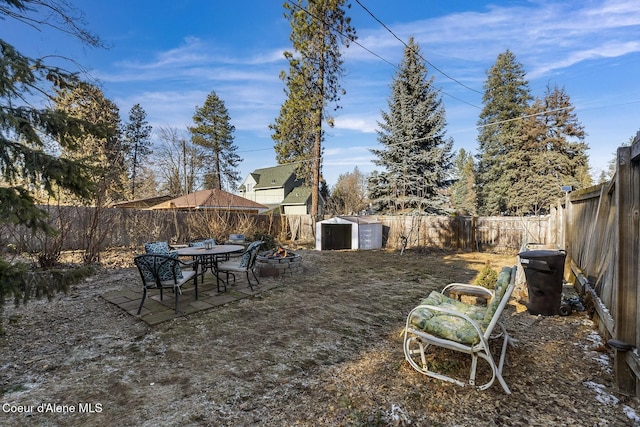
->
[421, 315, 481, 345]
[419, 292, 486, 320]
[409, 267, 513, 345]
[481, 267, 512, 326]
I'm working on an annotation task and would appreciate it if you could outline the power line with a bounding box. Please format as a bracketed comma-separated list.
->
[354, 0, 483, 95]
[283, 0, 480, 109]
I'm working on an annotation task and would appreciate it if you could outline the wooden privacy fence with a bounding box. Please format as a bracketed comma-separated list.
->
[2, 207, 556, 254]
[364, 215, 551, 252]
[1, 208, 286, 253]
[559, 135, 640, 395]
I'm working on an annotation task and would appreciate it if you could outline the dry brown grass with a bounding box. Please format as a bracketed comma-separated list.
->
[0, 248, 635, 426]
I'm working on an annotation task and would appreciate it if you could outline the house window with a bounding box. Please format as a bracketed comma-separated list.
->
[246, 183, 253, 192]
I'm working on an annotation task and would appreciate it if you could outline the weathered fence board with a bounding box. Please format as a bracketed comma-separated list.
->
[562, 134, 640, 395]
[2, 210, 557, 255]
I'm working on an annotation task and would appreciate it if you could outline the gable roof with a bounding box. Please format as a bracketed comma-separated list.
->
[281, 186, 312, 205]
[251, 164, 299, 189]
[148, 189, 268, 212]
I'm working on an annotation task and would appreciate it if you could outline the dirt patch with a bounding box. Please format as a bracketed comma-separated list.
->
[0, 248, 637, 426]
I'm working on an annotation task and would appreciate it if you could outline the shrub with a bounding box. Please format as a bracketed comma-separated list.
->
[474, 262, 498, 289]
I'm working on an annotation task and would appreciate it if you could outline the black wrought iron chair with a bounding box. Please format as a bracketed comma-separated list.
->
[216, 241, 263, 291]
[134, 254, 199, 315]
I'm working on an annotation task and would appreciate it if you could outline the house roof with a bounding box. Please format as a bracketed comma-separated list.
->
[251, 164, 298, 189]
[148, 189, 268, 211]
[111, 195, 173, 209]
[281, 186, 312, 205]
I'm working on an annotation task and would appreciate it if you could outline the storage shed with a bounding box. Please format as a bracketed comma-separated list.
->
[316, 216, 383, 250]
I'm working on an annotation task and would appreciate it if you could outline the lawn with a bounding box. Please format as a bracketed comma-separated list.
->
[0, 248, 635, 426]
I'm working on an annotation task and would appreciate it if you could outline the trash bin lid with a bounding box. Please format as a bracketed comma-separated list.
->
[518, 249, 565, 259]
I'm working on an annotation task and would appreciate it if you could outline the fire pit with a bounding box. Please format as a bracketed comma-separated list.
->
[256, 246, 302, 277]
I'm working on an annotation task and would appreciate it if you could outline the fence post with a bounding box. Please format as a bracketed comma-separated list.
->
[614, 145, 639, 394]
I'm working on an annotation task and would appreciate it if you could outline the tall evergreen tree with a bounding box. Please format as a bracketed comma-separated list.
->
[476, 50, 532, 215]
[270, 59, 315, 184]
[55, 83, 126, 205]
[124, 103, 153, 199]
[189, 91, 241, 191]
[271, 0, 356, 217]
[506, 85, 589, 214]
[0, 1, 101, 234]
[1, 0, 107, 312]
[450, 148, 477, 215]
[369, 37, 453, 214]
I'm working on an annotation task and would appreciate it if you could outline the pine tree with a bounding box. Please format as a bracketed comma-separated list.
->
[1, 0, 105, 322]
[271, 60, 315, 184]
[189, 91, 241, 191]
[271, 0, 356, 217]
[451, 149, 477, 215]
[124, 103, 153, 199]
[476, 50, 532, 215]
[54, 82, 126, 205]
[0, 42, 98, 232]
[369, 37, 453, 214]
[506, 85, 589, 214]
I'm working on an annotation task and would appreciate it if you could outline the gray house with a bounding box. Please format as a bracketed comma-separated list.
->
[238, 164, 323, 214]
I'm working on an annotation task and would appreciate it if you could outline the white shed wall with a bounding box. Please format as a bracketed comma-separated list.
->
[316, 217, 382, 250]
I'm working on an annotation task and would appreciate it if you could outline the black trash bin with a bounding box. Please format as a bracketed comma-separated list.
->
[518, 249, 566, 315]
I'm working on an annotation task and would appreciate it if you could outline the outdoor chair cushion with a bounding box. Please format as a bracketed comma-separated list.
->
[189, 238, 216, 248]
[144, 241, 170, 254]
[481, 271, 510, 325]
[138, 251, 183, 282]
[239, 241, 262, 268]
[408, 267, 513, 345]
[409, 293, 486, 345]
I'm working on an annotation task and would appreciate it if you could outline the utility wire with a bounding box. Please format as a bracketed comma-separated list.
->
[355, 0, 483, 95]
[283, 0, 480, 109]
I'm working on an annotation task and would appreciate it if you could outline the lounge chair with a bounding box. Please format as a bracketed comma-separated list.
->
[403, 266, 517, 393]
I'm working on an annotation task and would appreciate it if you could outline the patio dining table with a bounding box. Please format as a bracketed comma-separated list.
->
[176, 245, 244, 291]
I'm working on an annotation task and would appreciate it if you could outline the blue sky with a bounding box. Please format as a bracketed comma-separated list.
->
[6, 0, 640, 188]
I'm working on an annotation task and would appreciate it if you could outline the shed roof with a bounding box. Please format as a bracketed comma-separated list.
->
[318, 216, 381, 225]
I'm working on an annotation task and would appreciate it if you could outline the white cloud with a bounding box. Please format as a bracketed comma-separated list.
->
[334, 115, 378, 133]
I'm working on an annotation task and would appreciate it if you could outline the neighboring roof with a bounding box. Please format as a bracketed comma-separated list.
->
[281, 186, 312, 205]
[251, 164, 299, 189]
[148, 189, 268, 211]
[111, 195, 173, 209]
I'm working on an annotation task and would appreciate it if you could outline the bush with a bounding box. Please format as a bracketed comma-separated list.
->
[474, 262, 499, 289]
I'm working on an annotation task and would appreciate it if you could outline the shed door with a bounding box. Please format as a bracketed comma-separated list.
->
[321, 224, 352, 250]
